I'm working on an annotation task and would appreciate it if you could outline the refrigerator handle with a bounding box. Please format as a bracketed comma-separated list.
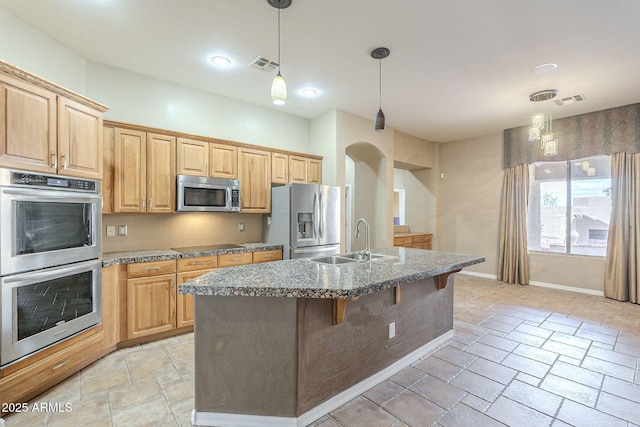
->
[313, 191, 319, 239]
[319, 190, 324, 238]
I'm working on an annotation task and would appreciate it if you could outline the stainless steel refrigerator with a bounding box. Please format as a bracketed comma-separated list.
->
[266, 183, 341, 259]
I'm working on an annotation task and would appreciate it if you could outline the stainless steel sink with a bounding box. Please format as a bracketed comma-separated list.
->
[308, 252, 396, 266]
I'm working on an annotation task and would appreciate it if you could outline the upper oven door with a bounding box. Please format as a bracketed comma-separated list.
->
[0, 186, 101, 276]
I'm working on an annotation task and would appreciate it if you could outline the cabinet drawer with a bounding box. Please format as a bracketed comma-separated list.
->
[412, 243, 431, 250]
[411, 234, 432, 243]
[253, 250, 282, 263]
[393, 236, 413, 246]
[218, 252, 253, 267]
[177, 256, 218, 272]
[0, 331, 104, 406]
[127, 260, 176, 278]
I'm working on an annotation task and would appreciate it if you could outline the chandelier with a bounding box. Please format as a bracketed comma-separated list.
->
[528, 90, 558, 156]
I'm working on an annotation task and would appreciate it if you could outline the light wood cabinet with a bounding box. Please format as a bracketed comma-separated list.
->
[393, 233, 432, 250]
[57, 97, 103, 179]
[0, 330, 105, 412]
[126, 260, 177, 339]
[289, 155, 309, 183]
[253, 249, 283, 263]
[111, 128, 175, 213]
[218, 252, 253, 267]
[146, 133, 176, 213]
[0, 70, 105, 179]
[113, 128, 146, 212]
[271, 152, 289, 184]
[308, 158, 322, 184]
[238, 147, 271, 213]
[271, 153, 322, 185]
[176, 255, 218, 328]
[0, 73, 57, 173]
[177, 138, 237, 179]
[209, 142, 237, 179]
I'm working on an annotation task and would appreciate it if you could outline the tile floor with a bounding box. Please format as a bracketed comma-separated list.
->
[3, 274, 640, 426]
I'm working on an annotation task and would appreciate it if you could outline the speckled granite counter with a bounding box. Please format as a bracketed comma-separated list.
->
[179, 246, 484, 299]
[101, 242, 282, 267]
[189, 247, 484, 425]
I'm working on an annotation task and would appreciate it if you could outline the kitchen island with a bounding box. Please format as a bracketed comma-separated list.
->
[180, 247, 484, 427]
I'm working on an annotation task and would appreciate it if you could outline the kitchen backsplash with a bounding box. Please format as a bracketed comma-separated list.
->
[101, 213, 264, 253]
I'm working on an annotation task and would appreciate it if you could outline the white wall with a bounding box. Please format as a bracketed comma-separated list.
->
[86, 62, 311, 153]
[310, 110, 338, 186]
[0, 8, 86, 92]
[393, 168, 436, 235]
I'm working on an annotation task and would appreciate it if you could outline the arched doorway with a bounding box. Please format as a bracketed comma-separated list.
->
[345, 142, 387, 252]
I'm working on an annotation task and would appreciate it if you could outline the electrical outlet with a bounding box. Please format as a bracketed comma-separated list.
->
[106, 226, 116, 237]
[389, 322, 396, 339]
[118, 225, 128, 236]
[238, 223, 245, 232]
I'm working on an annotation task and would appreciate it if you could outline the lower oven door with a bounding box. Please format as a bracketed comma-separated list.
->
[1, 259, 102, 367]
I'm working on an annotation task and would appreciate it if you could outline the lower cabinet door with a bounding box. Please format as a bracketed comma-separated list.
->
[127, 274, 176, 339]
[176, 270, 212, 328]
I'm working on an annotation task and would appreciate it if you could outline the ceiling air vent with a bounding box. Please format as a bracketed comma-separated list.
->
[554, 93, 586, 106]
[248, 56, 279, 72]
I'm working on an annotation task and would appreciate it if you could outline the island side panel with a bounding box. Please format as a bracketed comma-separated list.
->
[194, 295, 298, 417]
[296, 277, 454, 414]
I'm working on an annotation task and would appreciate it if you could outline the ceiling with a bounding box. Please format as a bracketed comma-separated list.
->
[2, 0, 639, 142]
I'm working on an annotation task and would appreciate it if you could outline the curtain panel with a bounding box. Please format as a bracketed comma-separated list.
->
[604, 153, 640, 303]
[504, 103, 640, 169]
[498, 164, 529, 285]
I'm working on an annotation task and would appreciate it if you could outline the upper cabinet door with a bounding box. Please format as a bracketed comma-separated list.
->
[147, 133, 176, 213]
[0, 74, 57, 173]
[209, 142, 237, 179]
[57, 97, 103, 179]
[238, 148, 271, 213]
[288, 155, 308, 184]
[308, 158, 322, 184]
[114, 128, 147, 213]
[271, 152, 288, 184]
[176, 138, 208, 176]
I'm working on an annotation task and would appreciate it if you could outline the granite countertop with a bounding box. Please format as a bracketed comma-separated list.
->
[179, 247, 484, 299]
[101, 243, 283, 267]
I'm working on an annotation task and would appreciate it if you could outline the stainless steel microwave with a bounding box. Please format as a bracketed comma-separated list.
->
[176, 175, 241, 212]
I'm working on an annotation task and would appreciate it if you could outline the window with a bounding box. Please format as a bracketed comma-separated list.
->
[528, 155, 611, 256]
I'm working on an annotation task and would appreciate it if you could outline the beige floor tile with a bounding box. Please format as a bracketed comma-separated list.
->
[164, 342, 193, 361]
[464, 342, 509, 363]
[3, 407, 49, 426]
[467, 357, 517, 385]
[125, 347, 169, 366]
[450, 370, 504, 402]
[413, 353, 464, 382]
[81, 354, 128, 379]
[439, 402, 504, 427]
[513, 343, 559, 365]
[410, 375, 466, 410]
[80, 367, 131, 397]
[362, 379, 405, 406]
[112, 397, 177, 427]
[549, 360, 603, 389]
[128, 356, 177, 383]
[503, 380, 562, 416]
[581, 356, 635, 382]
[433, 345, 479, 367]
[502, 353, 551, 378]
[48, 393, 110, 427]
[172, 354, 194, 377]
[596, 392, 640, 423]
[109, 378, 163, 413]
[160, 376, 194, 406]
[331, 396, 398, 427]
[540, 374, 599, 407]
[557, 399, 627, 427]
[308, 415, 343, 427]
[388, 366, 426, 388]
[168, 396, 194, 427]
[383, 390, 445, 426]
[487, 396, 554, 426]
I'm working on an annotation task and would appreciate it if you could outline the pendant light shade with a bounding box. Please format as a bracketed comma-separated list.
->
[271, 72, 287, 105]
[371, 47, 390, 132]
[375, 108, 385, 131]
[268, 0, 291, 105]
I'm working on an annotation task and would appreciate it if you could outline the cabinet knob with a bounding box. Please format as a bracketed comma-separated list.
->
[51, 151, 57, 169]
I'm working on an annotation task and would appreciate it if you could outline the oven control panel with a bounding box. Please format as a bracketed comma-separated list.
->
[9, 171, 98, 192]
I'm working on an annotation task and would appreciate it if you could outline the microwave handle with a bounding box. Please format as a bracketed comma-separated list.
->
[226, 187, 232, 209]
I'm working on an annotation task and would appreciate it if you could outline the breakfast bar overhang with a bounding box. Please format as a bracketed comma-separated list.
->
[179, 247, 484, 427]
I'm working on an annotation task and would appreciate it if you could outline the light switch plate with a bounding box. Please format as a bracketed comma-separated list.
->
[389, 322, 396, 339]
[118, 225, 128, 236]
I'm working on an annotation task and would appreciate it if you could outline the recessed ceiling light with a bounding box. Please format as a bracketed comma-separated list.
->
[301, 88, 317, 97]
[211, 56, 231, 67]
[532, 63, 558, 74]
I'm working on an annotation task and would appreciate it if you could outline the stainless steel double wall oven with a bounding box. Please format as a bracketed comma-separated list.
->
[0, 169, 102, 367]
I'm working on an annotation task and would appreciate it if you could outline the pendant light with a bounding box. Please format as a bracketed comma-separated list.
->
[528, 90, 559, 155]
[268, 0, 291, 105]
[371, 47, 390, 131]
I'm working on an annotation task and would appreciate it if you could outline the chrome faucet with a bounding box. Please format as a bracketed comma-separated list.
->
[354, 218, 371, 261]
